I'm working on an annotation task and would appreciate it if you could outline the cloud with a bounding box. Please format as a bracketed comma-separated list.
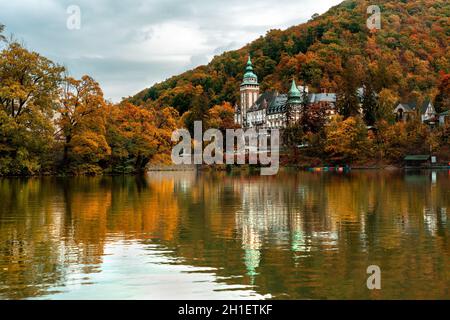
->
[0, 0, 342, 101]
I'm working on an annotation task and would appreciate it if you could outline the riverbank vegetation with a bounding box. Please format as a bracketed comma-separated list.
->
[0, 35, 180, 176]
[282, 116, 450, 167]
[0, 27, 245, 176]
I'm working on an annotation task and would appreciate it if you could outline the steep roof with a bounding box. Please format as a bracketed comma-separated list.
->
[242, 56, 258, 85]
[248, 90, 337, 115]
[287, 80, 302, 104]
[420, 98, 433, 114]
[247, 91, 278, 112]
[396, 102, 415, 112]
[404, 155, 430, 161]
[396, 98, 435, 114]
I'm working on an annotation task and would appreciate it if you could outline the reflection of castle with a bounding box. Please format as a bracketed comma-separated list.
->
[234, 56, 337, 129]
[234, 179, 340, 276]
[235, 182, 288, 276]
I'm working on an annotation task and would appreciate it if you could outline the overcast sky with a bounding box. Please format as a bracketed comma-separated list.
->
[0, 0, 342, 102]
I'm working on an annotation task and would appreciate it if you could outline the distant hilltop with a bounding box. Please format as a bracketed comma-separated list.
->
[129, 0, 449, 117]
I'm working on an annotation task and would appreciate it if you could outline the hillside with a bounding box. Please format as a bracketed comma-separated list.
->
[130, 0, 449, 115]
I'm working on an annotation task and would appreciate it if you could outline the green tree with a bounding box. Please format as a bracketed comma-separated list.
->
[282, 123, 304, 162]
[361, 82, 378, 126]
[434, 73, 449, 114]
[183, 91, 210, 135]
[336, 57, 363, 118]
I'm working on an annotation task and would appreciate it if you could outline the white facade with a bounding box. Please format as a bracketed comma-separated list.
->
[421, 101, 437, 122]
[240, 84, 260, 125]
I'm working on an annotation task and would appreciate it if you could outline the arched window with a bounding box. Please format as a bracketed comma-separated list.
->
[397, 108, 404, 122]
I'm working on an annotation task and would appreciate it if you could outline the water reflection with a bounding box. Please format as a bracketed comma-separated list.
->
[0, 170, 448, 299]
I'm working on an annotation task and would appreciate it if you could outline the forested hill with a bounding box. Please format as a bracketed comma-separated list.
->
[129, 0, 449, 115]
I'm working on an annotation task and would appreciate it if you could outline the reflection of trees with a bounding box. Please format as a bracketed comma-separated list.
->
[0, 170, 448, 299]
[0, 175, 182, 299]
[0, 178, 71, 299]
[175, 171, 449, 299]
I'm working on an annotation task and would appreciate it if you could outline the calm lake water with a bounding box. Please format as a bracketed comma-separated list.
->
[0, 170, 448, 300]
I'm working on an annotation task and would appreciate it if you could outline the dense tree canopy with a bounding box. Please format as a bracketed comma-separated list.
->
[434, 73, 450, 114]
[106, 102, 179, 173]
[58, 75, 111, 174]
[0, 41, 180, 175]
[0, 42, 64, 175]
[126, 0, 449, 167]
[1, 0, 450, 175]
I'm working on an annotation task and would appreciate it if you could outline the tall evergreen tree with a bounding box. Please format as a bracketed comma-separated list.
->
[361, 81, 378, 126]
[336, 57, 363, 119]
[184, 92, 210, 135]
[434, 73, 449, 114]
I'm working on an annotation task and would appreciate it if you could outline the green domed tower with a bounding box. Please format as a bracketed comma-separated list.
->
[286, 79, 303, 126]
[242, 56, 258, 85]
[238, 55, 260, 127]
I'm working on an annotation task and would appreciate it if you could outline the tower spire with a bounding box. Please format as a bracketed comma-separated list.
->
[288, 78, 302, 104]
[246, 55, 253, 70]
[242, 55, 258, 85]
[238, 54, 260, 127]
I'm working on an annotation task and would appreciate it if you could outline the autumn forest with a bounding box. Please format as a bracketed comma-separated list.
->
[1, 0, 449, 176]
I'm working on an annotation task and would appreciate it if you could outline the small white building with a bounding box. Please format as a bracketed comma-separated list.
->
[394, 98, 438, 124]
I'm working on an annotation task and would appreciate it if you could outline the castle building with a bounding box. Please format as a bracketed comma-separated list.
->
[235, 56, 442, 130]
[235, 56, 337, 129]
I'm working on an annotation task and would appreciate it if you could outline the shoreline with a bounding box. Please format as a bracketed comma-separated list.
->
[147, 164, 450, 172]
[1, 165, 449, 178]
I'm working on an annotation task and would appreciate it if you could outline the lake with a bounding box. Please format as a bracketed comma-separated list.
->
[0, 170, 448, 300]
